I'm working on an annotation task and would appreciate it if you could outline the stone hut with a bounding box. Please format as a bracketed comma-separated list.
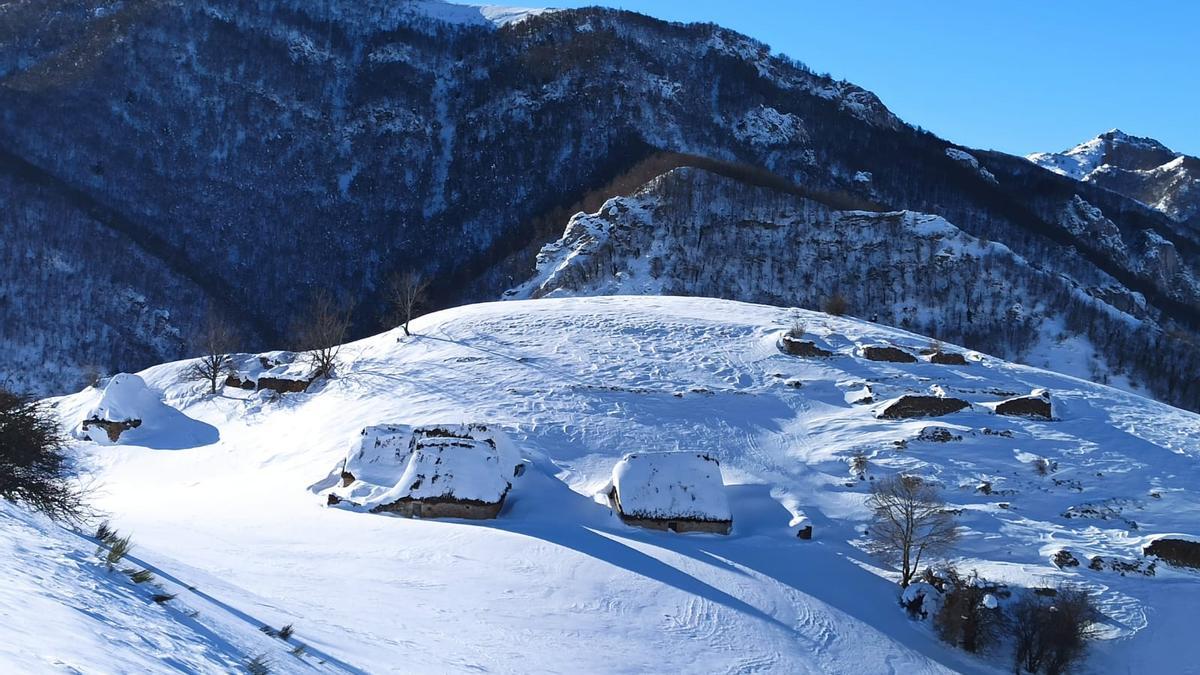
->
[369, 435, 512, 519]
[607, 452, 733, 535]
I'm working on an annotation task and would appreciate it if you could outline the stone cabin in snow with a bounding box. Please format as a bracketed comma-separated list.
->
[607, 452, 733, 534]
[328, 424, 519, 520]
[369, 434, 512, 519]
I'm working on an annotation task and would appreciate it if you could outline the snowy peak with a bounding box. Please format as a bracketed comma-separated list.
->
[1029, 131, 1200, 223]
[404, 1, 554, 28]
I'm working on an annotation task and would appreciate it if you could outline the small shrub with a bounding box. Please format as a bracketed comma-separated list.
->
[278, 624, 294, 640]
[151, 593, 176, 604]
[1011, 587, 1096, 674]
[246, 655, 271, 675]
[0, 388, 91, 522]
[1032, 458, 1055, 476]
[850, 450, 869, 480]
[95, 521, 113, 542]
[786, 320, 806, 339]
[105, 534, 132, 570]
[290, 644, 306, 657]
[128, 568, 154, 584]
[823, 292, 848, 316]
[934, 568, 1003, 653]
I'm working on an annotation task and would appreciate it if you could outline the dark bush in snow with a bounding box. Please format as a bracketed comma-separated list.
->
[1011, 587, 1096, 675]
[933, 568, 1003, 653]
[823, 293, 848, 316]
[0, 388, 89, 522]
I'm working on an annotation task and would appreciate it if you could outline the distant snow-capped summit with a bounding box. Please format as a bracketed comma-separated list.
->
[1029, 130, 1199, 225]
[405, 0, 554, 27]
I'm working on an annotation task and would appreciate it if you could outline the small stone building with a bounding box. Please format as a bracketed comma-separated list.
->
[323, 424, 519, 520]
[608, 452, 733, 534]
[369, 436, 512, 519]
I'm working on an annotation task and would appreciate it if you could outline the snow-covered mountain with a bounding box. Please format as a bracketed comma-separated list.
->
[23, 295, 1200, 672]
[4, 1, 1199, 414]
[1028, 130, 1200, 228]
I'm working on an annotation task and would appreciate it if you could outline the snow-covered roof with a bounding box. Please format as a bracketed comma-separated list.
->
[74, 372, 217, 447]
[611, 452, 732, 522]
[331, 424, 520, 509]
[228, 351, 311, 384]
[364, 436, 511, 509]
[343, 424, 422, 488]
[84, 373, 160, 423]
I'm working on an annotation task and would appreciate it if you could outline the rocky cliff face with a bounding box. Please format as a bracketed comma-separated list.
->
[511, 167, 1199, 409]
[1, 1, 1198, 407]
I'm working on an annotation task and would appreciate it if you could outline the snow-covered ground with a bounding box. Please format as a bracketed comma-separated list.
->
[0, 501, 339, 673]
[23, 296, 1200, 672]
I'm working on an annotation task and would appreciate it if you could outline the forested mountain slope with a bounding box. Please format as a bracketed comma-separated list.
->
[2, 1, 1197, 408]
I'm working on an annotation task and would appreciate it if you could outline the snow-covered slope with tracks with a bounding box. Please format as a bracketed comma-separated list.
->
[27, 296, 1200, 673]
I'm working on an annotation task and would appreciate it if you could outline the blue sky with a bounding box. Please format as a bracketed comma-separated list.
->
[547, 1, 1198, 156]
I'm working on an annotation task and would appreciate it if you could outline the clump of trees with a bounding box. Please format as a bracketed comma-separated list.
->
[0, 388, 89, 522]
[864, 474, 959, 587]
[295, 290, 352, 379]
[185, 306, 239, 394]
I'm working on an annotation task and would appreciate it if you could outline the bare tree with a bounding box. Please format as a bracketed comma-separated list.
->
[864, 474, 959, 586]
[186, 307, 239, 394]
[295, 290, 352, 379]
[386, 270, 430, 336]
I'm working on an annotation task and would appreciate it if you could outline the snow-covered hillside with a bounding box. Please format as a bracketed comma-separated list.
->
[28, 296, 1200, 673]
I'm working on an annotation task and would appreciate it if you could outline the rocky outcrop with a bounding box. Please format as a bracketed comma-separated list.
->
[779, 336, 833, 357]
[929, 351, 968, 365]
[1144, 538, 1200, 570]
[879, 396, 970, 419]
[862, 346, 917, 363]
[80, 417, 142, 442]
[995, 390, 1053, 420]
